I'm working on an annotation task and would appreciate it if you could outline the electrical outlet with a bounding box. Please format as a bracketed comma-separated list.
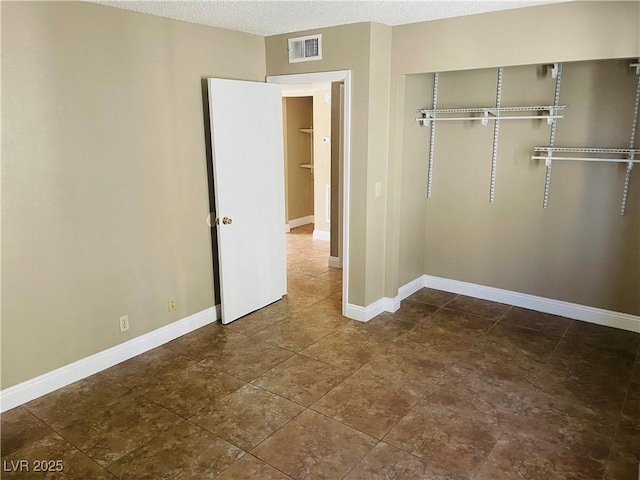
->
[168, 296, 176, 312]
[119, 315, 129, 333]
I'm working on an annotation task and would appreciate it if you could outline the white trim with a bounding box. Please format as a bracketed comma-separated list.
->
[350, 274, 640, 332]
[288, 215, 314, 230]
[0, 307, 219, 412]
[285, 224, 290, 233]
[328, 256, 341, 269]
[312, 229, 330, 241]
[268, 71, 352, 320]
[422, 275, 640, 333]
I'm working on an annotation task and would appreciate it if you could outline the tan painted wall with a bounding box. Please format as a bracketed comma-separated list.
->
[1, 1, 266, 388]
[313, 88, 332, 235]
[283, 97, 314, 222]
[387, 1, 640, 314]
[266, 23, 372, 305]
[392, 1, 640, 74]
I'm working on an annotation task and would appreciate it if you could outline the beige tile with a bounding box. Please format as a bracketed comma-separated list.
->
[345, 442, 466, 480]
[201, 338, 294, 381]
[300, 330, 382, 371]
[250, 317, 334, 352]
[164, 322, 247, 360]
[102, 346, 188, 390]
[405, 288, 457, 308]
[499, 307, 572, 337]
[384, 400, 503, 477]
[445, 295, 511, 320]
[136, 361, 245, 417]
[216, 454, 292, 480]
[1, 407, 53, 458]
[190, 384, 304, 450]
[252, 354, 350, 406]
[24, 373, 131, 430]
[57, 393, 181, 466]
[1, 432, 116, 479]
[252, 409, 377, 480]
[475, 432, 605, 480]
[311, 374, 420, 439]
[391, 300, 439, 324]
[107, 421, 244, 480]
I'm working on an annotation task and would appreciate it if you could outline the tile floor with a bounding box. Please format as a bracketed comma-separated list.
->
[2, 225, 639, 479]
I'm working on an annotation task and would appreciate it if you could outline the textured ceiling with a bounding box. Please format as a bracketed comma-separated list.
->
[87, 0, 572, 36]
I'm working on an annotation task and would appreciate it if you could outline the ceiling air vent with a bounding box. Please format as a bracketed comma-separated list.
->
[288, 34, 322, 63]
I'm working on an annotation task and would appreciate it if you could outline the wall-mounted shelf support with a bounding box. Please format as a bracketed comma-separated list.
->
[489, 67, 503, 203]
[542, 63, 563, 208]
[427, 72, 438, 198]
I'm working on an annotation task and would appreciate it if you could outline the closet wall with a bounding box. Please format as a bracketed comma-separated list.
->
[400, 59, 640, 315]
[283, 97, 314, 224]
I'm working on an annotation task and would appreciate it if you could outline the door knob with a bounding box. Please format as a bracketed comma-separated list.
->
[222, 217, 233, 225]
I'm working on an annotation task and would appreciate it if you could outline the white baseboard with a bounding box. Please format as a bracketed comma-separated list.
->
[423, 275, 640, 333]
[0, 306, 220, 412]
[328, 256, 341, 269]
[312, 229, 330, 241]
[287, 215, 314, 230]
[345, 274, 640, 332]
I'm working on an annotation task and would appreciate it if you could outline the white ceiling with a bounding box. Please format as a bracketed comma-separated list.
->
[87, 0, 572, 36]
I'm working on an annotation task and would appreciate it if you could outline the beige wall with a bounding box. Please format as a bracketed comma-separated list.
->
[283, 97, 314, 222]
[392, 1, 640, 74]
[1, 1, 266, 388]
[313, 88, 332, 235]
[387, 1, 640, 315]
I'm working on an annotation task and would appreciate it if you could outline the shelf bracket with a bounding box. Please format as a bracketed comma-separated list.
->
[620, 161, 634, 215]
[631, 59, 640, 75]
[427, 72, 438, 198]
[621, 68, 640, 215]
[543, 63, 563, 208]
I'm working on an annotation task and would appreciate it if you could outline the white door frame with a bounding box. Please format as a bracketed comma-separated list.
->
[267, 71, 352, 317]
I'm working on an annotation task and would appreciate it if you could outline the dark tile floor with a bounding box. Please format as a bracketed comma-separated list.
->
[2, 226, 639, 479]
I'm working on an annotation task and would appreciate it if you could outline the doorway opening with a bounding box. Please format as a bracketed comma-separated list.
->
[268, 71, 352, 316]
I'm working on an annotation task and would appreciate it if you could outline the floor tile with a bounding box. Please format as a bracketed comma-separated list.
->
[622, 381, 639, 421]
[345, 442, 466, 480]
[384, 400, 503, 477]
[102, 346, 188, 390]
[499, 307, 572, 337]
[1, 407, 53, 458]
[354, 346, 449, 398]
[300, 330, 382, 371]
[1, 432, 116, 479]
[252, 409, 377, 480]
[444, 294, 511, 320]
[405, 288, 457, 308]
[24, 373, 131, 430]
[57, 393, 181, 466]
[420, 307, 497, 338]
[106, 421, 244, 480]
[311, 374, 420, 439]
[564, 320, 640, 354]
[352, 314, 416, 343]
[136, 361, 245, 417]
[216, 454, 292, 479]
[164, 322, 247, 361]
[201, 338, 294, 382]
[252, 354, 350, 406]
[290, 303, 350, 330]
[190, 384, 304, 451]
[391, 300, 439, 324]
[475, 432, 606, 480]
[250, 317, 334, 352]
[484, 321, 561, 362]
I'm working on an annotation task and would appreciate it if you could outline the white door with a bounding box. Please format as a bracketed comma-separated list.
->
[208, 78, 286, 324]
